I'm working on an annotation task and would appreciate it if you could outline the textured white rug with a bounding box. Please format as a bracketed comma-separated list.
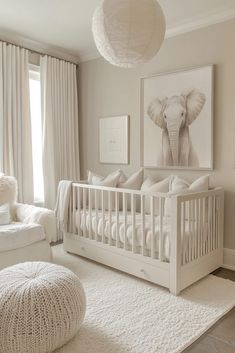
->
[52, 245, 235, 353]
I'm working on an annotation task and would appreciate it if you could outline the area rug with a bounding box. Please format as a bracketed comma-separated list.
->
[52, 245, 235, 353]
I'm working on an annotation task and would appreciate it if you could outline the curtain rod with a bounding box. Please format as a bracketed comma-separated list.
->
[0, 38, 79, 67]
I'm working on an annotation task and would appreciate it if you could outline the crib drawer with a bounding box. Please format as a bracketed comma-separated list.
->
[64, 235, 170, 289]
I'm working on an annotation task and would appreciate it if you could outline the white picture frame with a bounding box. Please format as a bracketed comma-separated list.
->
[141, 65, 214, 170]
[99, 115, 129, 164]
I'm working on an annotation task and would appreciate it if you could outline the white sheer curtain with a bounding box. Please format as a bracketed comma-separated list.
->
[0, 42, 34, 203]
[40, 56, 80, 209]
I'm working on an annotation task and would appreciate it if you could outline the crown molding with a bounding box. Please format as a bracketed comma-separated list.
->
[166, 7, 235, 38]
[0, 28, 80, 64]
[1, 6, 235, 65]
[80, 7, 235, 63]
[79, 51, 101, 63]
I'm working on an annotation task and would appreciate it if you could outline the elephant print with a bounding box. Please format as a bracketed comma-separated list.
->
[147, 89, 206, 167]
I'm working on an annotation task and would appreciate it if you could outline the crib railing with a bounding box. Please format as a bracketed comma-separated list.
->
[68, 183, 224, 267]
[176, 189, 224, 265]
[69, 183, 168, 260]
[170, 188, 224, 294]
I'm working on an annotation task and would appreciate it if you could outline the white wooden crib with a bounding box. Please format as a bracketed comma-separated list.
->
[64, 182, 224, 295]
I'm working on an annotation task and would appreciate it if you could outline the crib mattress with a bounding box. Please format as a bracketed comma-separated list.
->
[75, 210, 198, 262]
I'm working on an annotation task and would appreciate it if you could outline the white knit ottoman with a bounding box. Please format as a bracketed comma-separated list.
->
[0, 262, 86, 353]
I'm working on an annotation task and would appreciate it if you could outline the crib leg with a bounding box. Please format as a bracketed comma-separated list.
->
[169, 283, 181, 296]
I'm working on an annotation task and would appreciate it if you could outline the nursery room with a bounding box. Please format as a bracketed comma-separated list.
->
[0, 0, 235, 352]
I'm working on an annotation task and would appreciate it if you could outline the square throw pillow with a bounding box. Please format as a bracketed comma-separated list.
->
[0, 203, 11, 225]
[118, 168, 144, 190]
[88, 169, 122, 187]
[118, 169, 144, 211]
[141, 176, 171, 215]
[164, 175, 210, 217]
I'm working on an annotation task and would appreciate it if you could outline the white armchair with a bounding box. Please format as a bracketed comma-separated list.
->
[13, 203, 57, 243]
[0, 174, 56, 270]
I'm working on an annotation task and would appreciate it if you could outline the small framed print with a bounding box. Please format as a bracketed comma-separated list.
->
[99, 115, 129, 164]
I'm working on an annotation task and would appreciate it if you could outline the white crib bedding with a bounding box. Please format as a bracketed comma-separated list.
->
[75, 210, 197, 262]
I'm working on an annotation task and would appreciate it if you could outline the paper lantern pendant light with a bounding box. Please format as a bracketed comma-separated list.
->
[92, 0, 166, 68]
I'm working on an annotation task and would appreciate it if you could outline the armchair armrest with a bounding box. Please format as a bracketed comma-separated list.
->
[13, 203, 57, 243]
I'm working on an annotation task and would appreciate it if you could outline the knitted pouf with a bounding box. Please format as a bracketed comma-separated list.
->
[0, 262, 86, 353]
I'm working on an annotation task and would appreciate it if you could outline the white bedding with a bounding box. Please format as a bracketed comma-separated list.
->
[75, 210, 197, 262]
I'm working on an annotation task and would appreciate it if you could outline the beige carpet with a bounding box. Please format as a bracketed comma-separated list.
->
[52, 245, 235, 353]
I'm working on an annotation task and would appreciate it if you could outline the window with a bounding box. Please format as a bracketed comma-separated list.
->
[29, 65, 44, 204]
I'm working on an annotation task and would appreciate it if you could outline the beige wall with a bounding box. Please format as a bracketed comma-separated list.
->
[79, 19, 235, 250]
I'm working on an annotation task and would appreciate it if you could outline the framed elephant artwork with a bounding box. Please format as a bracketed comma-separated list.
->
[141, 65, 214, 170]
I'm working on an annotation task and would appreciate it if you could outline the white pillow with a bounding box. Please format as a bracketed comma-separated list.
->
[188, 175, 209, 192]
[118, 169, 144, 190]
[0, 175, 17, 205]
[88, 169, 122, 187]
[169, 176, 190, 192]
[0, 203, 11, 225]
[141, 177, 171, 215]
[164, 175, 210, 217]
[118, 169, 144, 211]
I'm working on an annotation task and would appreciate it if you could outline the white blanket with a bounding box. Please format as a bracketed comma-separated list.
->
[55, 180, 72, 240]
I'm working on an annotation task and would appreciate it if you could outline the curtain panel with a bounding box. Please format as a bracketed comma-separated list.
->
[40, 56, 80, 210]
[0, 42, 34, 203]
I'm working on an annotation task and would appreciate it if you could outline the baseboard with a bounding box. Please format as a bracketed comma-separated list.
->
[223, 248, 235, 271]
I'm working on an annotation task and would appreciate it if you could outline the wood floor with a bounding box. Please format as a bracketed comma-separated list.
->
[184, 268, 235, 352]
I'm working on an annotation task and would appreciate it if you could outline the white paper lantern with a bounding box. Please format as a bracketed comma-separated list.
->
[92, 0, 166, 68]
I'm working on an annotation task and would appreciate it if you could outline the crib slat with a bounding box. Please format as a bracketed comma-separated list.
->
[188, 201, 192, 262]
[83, 188, 87, 238]
[208, 196, 212, 253]
[203, 198, 206, 254]
[194, 199, 198, 259]
[217, 196, 221, 249]
[88, 189, 92, 239]
[141, 195, 146, 256]
[159, 197, 163, 262]
[101, 190, 105, 243]
[196, 199, 200, 260]
[199, 198, 202, 258]
[211, 196, 214, 251]
[191, 200, 195, 260]
[72, 185, 76, 234]
[123, 193, 127, 250]
[94, 190, 98, 241]
[131, 194, 136, 253]
[108, 191, 112, 245]
[213, 196, 216, 251]
[215, 197, 219, 249]
[193, 200, 196, 260]
[182, 201, 186, 265]
[115, 192, 119, 248]
[150, 196, 155, 259]
[77, 187, 81, 235]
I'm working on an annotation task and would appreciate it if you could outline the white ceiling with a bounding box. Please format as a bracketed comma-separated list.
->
[0, 0, 234, 62]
